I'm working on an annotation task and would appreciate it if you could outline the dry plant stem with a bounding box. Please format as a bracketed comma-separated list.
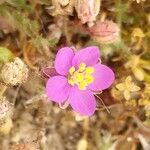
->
[132, 116, 150, 134]
[97, 103, 123, 112]
[0, 84, 7, 98]
[12, 85, 21, 105]
[63, 18, 71, 45]
[23, 42, 37, 70]
[94, 94, 110, 114]
[25, 94, 47, 106]
[83, 118, 89, 138]
[38, 16, 47, 37]
[115, 110, 150, 134]
[117, 127, 133, 144]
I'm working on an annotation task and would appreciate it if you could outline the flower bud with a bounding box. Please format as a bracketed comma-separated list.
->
[75, 0, 101, 26]
[88, 20, 119, 43]
[1, 57, 29, 85]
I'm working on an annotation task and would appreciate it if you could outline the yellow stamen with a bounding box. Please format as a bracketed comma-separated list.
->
[85, 75, 94, 84]
[75, 73, 84, 82]
[85, 67, 94, 74]
[69, 66, 75, 74]
[68, 63, 95, 90]
[79, 80, 87, 90]
[78, 63, 86, 72]
[68, 79, 75, 86]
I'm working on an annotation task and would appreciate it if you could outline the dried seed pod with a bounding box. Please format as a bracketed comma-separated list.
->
[75, 0, 101, 26]
[88, 20, 119, 43]
[0, 96, 13, 125]
[1, 57, 29, 85]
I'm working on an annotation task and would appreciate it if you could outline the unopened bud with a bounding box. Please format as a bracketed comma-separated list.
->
[88, 20, 119, 43]
[75, 0, 101, 26]
[1, 57, 28, 85]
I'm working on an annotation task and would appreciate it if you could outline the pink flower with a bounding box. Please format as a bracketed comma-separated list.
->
[45, 46, 115, 116]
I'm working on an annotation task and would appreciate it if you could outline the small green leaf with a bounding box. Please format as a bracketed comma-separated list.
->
[0, 47, 14, 63]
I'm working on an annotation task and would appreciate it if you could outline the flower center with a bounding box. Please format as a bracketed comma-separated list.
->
[68, 63, 94, 90]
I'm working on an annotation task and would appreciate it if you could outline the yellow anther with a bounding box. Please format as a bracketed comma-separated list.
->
[68, 79, 75, 86]
[69, 66, 75, 74]
[74, 73, 84, 82]
[85, 75, 94, 84]
[79, 80, 87, 90]
[68, 63, 95, 90]
[85, 67, 94, 74]
[78, 63, 86, 72]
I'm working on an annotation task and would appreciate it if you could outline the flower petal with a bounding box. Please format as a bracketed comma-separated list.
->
[69, 87, 96, 116]
[88, 64, 115, 91]
[116, 83, 126, 91]
[124, 90, 130, 100]
[130, 84, 140, 92]
[72, 46, 100, 68]
[46, 76, 71, 103]
[55, 47, 74, 75]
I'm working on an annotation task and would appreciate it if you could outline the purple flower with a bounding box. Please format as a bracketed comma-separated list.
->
[45, 46, 115, 116]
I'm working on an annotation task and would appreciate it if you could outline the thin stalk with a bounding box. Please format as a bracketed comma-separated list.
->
[95, 94, 110, 114]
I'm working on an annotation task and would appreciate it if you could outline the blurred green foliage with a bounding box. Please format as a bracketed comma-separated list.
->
[0, 47, 14, 63]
